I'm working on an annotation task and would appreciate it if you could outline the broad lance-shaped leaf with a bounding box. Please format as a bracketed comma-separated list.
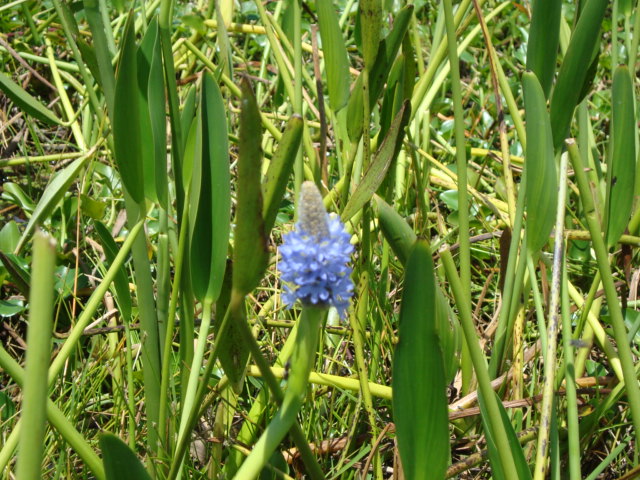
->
[605, 65, 636, 248]
[342, 100, 411, 222]
[523, 71, 556, 253]
[113, 11, 144, 203]
[526, 0, 561, 99]
[262, 114, 304, 235]
[315, 0, 350, 112]
[549, 0, 607, 151]
[100, 434, 152, 480]
[392, 241, 449, 480]
[232, 77, 269, 295]
[0, 72, 60, 125]
[137, 17, 168, 208]
[188, 72, 231, 303]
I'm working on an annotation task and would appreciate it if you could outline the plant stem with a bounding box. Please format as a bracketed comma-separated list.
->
[440, 249, 519, 478]
[233, 306, 325, 480]
[16, 232, 56, 480]
[443, 0, 470, 294]
[566, 138, 640, 449]
[533, 151, 568, 480]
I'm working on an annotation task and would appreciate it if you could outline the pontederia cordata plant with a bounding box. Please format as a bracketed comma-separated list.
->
[1, 1, 640, 479]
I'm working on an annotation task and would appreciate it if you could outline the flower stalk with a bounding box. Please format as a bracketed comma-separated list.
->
[234, 181, 353, 479]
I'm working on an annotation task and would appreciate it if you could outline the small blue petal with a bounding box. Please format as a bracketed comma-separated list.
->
[279, 214, 354, 317]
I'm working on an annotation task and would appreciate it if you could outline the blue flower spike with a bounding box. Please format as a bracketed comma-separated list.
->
[279, 181, 354, 317]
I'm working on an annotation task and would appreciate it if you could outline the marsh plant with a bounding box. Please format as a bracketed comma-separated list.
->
[1, 0, 640, 479]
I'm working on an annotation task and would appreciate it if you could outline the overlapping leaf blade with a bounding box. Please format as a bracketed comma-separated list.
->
[113, 11, 144, 203]
[315, 0, 351, 112]
[523, 72, 557, 253]
[392, 240, 449, 480]
[188, 72, 231, 303]
[605, 65, 636, 248]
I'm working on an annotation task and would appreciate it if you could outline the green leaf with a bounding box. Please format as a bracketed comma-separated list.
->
[176, 86, 198, 218]
[342, 100, 411, 222]
[526, 0, 561, 98]
[478, 391, 532, 480]
[138, 17, 168, 208]
[189, 72, 231, 303]
[315, 0, 351, 112]
[16, 155, 90, 253]
[100, 434, 152, 480]
[232, 78, 269, 295]
[346, 5, 413, 142]
[113, 11, 144, 203]
[359, 0, 382, 68]
[79, 193, 106, 220]
[0, 221, 21, 253]
[2, 182, 35, 213]
[214, 260, 247, 389]
[83, 0, 116, 114]
[392, 240, 449, 480]
[0, 391, 16, 421]
[378, 53, 406, 142]
[94, 222, 132, 320]
[435, 287, 462, 384]
[0, 298, 25, 317]
[523, 71, 557, 253]
[605, 65, 636, 248]
[373, 194, 416, 265]
[262, 114, 303, 235]
[549, 0, 607, 151]
[619, 0, 633, 16]
[180, 85, 198, 157]
[0, 72, 60, 125]
[0, 253, 30, 298]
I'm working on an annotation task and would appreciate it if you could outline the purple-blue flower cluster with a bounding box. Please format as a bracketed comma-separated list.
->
[279, 183, 354, 318]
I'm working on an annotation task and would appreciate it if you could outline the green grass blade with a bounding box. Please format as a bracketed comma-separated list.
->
[605, 65, 636, 248]
[113, 11, 145, 203]
[523, 71, 557, 253]
[392, 240, 449, 480]
[549, 0, 607, 151]
[341, 100, 411, 222]
[478, 391, 533, 480]
[315, 0, 350, 112]
[232, 78, 269, 295]
[15, 232, 57, 480]
[526, 0, 561, 98]
[100, 434, 152, 480]
[94, 221, 132, 319]
[15, 154, 90, 253]
[0, 71, 60, 125]
[188, 72, 231, 303]
[262, 114, 303, 235]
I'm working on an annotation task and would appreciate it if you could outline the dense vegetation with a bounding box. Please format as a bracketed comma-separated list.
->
[1, 0, 640, 478]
